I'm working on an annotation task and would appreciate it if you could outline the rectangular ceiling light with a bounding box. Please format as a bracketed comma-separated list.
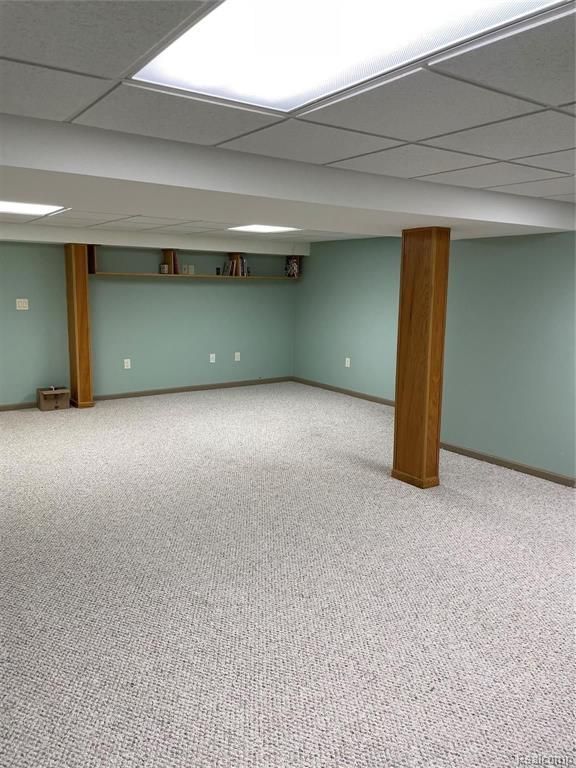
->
[133, 0, 566, 111]
[229, 225, 301, 233]
[0, 200, 65, 216]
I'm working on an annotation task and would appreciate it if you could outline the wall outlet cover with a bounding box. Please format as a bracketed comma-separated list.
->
[209, 353, 216, 363]
[16, 298, 29, 310]
[234, 352, 241, 361]
[123, 358, 131, 369]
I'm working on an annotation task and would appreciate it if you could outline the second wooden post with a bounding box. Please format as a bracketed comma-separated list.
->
[392, 227, 450, 488]
[65, 243, 94, 408]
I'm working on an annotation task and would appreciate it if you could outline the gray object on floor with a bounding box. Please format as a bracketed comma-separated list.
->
[0, 383, 574, 767]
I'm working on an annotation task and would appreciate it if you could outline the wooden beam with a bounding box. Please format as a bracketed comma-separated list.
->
[392, 227, 450, 488]
[65, 244, 94, 408]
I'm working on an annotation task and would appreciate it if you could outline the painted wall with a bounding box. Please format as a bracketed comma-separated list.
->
[0, 242, 69, 405]
[90, 247, 296, 395]
[294, 238, 401, 399]
[442, 233, 575, 478]
[0, 244, 296, 403]
[2, 236, 574, 477]
[295, 232, 576, 478]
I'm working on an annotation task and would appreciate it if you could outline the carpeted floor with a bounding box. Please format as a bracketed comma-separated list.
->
[0, 382, 574, 768]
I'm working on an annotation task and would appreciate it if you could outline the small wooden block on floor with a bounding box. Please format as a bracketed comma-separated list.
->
[37, 387, 70, 411]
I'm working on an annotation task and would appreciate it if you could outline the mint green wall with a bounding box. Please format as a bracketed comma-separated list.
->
[294, 238, 400, 398]
[442, 233, 575, 478]
[295, 232, 576, 478]
[0, 244, 295, 404]
[90, 248, 296, 395]
[2, 236, 574, 478]
[0, 242, 69, 404]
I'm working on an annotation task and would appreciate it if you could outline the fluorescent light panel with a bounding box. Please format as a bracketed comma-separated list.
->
[229, 224, 301, 233]
[134, 0, 565, 111]
[0, 200, 65, 216]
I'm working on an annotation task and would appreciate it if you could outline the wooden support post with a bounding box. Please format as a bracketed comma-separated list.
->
[87, 244, 97, 274]
[392, 227, 450, 488]
[65, 244, 94, 408]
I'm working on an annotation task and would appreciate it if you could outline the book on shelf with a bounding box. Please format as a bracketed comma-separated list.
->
[227, 252, 247, 277]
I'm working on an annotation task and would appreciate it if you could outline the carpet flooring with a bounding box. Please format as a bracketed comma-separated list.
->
[0, 382, 574, 768]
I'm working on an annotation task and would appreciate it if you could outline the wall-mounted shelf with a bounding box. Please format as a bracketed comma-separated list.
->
[91, 272, 298, 281]
[86, 246, 302, 281]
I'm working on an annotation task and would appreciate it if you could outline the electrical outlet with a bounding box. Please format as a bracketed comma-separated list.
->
[209, 353, 216, 363]
[345, 357, 351, 368]
[16, 298, 29, 311]
[123, 358, 131, 370]
[234, 352, 241, 362]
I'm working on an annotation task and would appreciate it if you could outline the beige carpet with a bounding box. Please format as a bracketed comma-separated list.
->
[0, 383, 574, 767]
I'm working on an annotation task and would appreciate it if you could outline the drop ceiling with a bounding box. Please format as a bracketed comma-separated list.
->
[0, 0, 574, 242]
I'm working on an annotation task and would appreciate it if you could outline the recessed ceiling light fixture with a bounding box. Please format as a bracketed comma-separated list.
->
[134, 0, 565, 111]
[0, 201, 66, 216]
[229, 224, 301, 233]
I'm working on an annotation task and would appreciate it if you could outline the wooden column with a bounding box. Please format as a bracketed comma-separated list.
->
[392, 227, 450, 488]
[65, 244, 94, 408]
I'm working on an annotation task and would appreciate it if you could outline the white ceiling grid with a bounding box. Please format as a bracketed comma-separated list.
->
[0, 0, 574, 233]
[333, 145, 494, 176]
[219, 120, 402, 164]
[429, 12, 575, 105]
[417, 162, 567, 188]
[0, 1, 211, 78]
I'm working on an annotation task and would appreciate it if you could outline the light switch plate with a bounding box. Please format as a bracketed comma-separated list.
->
[209, 353, 216, 363]
[234, 352, 241, 362]
[123, 358, 131, 370]
[16, 298, 29, 310]
[345, 357, 351, 368]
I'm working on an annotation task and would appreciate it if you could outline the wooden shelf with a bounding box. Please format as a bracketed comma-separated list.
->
[85, 247, 302, 281]
[91, 272, 299, 281]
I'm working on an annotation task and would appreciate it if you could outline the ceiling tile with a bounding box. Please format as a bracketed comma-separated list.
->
[153, 221, 233, 233]
[300, 69, 536, 142]
[0, 213, 39, 223]
[332, 144, 492, 176]
[429, 111, 576, 159]
[417, 162, 566, 188]
[487, 176, 576, 197]
[0, 1, 206, 78]
[42, 210, 131, 223]
[0, 60, 113, 121]
[90, 216, 192, 230]
[560, 102, 576, 114]
[39, 217, 127, 228]
[515, 148, 576, 174]
[430, 14, 576, 106]
[220, 120, 401, 164]
[113, 217, 189, 226]
[75, 85, 281, 144]
[272, 230, 369, 241]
